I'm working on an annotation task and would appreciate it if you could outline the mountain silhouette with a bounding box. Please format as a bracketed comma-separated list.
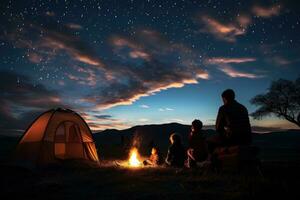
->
[93, 123, 300, 161]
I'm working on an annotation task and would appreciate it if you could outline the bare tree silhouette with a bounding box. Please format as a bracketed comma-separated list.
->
[251, 77, 300, 127]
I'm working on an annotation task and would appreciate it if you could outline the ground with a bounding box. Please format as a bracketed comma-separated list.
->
[0, 160, 299, 199]
[0, 132, 299, 199]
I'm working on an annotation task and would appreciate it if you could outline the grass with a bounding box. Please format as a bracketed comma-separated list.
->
[0, 134, 299, 199]
[0, 161, 299, 200]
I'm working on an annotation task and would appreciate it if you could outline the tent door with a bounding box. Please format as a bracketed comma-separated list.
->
[54, 121, 84, 159]
[54, 122, 66, 159]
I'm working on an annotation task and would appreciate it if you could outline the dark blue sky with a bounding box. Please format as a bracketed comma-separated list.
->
[0, 0, 299, 133]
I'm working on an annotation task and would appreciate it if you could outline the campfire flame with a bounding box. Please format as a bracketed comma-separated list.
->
[128, 147, 141, 167]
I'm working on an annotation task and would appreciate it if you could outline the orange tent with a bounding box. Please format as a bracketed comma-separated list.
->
[14, 108, 99, 167]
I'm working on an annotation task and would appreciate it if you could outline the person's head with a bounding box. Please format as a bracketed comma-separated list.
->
[191, 119, 203, 133]
[151, 147, 158, 155]
[169, 133, 181, 145]
[221, 89, 235, 104]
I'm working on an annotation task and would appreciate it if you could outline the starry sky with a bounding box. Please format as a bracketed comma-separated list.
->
[0, 0, 300, 134]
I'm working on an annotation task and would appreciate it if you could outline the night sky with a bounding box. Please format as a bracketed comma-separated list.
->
[1, 0, 300, 134]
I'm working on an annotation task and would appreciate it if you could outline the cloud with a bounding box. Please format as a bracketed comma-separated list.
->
[93, 114, 112, 120]
[218, 65, 262, 79]
[140, 105, 150, 108]
[206, 57, 256, 64]
[0, 70, 63, 132]
[138, 118, 149, 122]
[81, 29, 207, 110]
[88, 122, 129, 131]
[236, 15, 252, 27]
[5, 24, 103, 67]
[199, 15, 251, 42]
[205, 57, 261, 79]
[165, 108, 174, 111]
[40, 28, 103, 66]
[3, 23, 208, 128]
[268, 56, 291, 66]
[110, 35, 150, 61]
[79, 112, 129, 131]
[252, 4, 281, 18]
[259, 44, 297, 66]
[65, 23, 83, 30]
[159, 108, 174, 112]
[66, 66, 97, 86]
[27, 52, 43, 63]
[197, 4, 281, 42]
[265, 55, 292, 66]
[129, 50, 151, 60]
[170, 118, 185, 123]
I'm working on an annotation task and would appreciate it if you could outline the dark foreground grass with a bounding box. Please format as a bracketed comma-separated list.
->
[0, 161, 299, 200]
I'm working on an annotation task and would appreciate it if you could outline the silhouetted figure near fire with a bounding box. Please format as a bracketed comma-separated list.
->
[165, 133, 186, 167]
[143, 146, 163, 166]
[186, 119, 208, 168]
[208, 89, 252, 153]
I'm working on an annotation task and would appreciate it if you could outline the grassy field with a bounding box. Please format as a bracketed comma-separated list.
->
[0, 160, 299, 199]
[0, 132, 299, 199]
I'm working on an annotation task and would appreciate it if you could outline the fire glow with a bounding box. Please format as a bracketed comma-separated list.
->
[128, 147, 142, 167]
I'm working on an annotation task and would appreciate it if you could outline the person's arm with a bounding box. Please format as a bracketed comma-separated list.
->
[187, 148, 195, 160]
[245, 107, 251, 131]
[165, 146, 174, 165]
[216, 107, 225, 137]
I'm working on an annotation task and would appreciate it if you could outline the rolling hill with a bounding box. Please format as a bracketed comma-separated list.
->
[93, 123, 300, 161]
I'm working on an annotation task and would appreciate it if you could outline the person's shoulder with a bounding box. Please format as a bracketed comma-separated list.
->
[168, 144, 175, 150]
[199, 131, 206, 138]
[236, 101, 248, 111]
[218, 105, 226, 111]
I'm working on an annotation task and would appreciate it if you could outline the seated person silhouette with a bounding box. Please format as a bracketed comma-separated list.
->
[208, 89, 252, 153]
[143, 146, 163, 166]
[186, 119, 208, 168]
[165, 133, 186, 167]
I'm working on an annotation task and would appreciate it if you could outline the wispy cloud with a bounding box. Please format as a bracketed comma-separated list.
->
[88, 122, 129, 131]
[199, 15, 251, 42]
[65, 23, 83, 30]
[268, 56, 291, 66]
[138, 118, 149, 122]
[66, 66, 98, 86]
[93, 114, 112, 120]
[252, 4, 281, 18]
[0, 70, 63, 131]
[170, 118, 185, 123]
[40, 28, 103, 66]
[198, 3, 281, 42]
[82, 29, 207, 109]
[5, 22, 208, 111]
[129, 50, 151, 61]
[205, 57, 261, 79]
[219, 65, 262, 79]
[166, 108, 174, 111]
[206, 57, 256, 64]
[5, 24, 103, 67]
[80, 112, 129, 131]
[27, 52, 43, 63]
[140, 104, 150, 108]
[159, 108, 174, 112]
[111, 36, 151, 61]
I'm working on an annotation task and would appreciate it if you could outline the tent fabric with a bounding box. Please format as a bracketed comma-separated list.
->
[14, 108, 100, 167]
[83, 142, 99, 162]
[19, 111, 53, 143]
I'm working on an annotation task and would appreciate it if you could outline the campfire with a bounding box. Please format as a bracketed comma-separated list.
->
[128, 147, 142, 167]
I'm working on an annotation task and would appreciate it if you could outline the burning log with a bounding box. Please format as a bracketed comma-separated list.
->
[128, 147, 142, 167]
